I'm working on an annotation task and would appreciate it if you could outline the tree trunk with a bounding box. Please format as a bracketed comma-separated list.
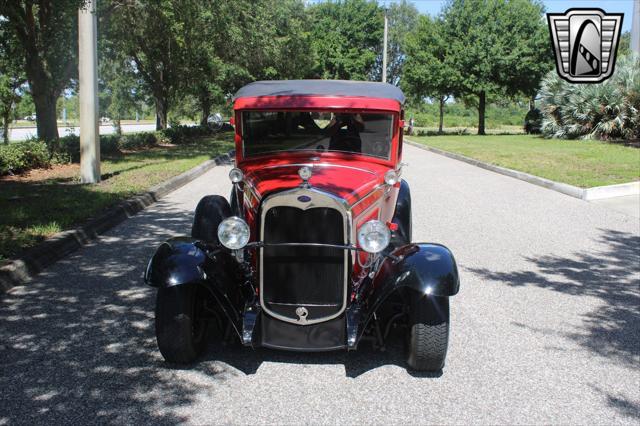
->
[2, 112, 10, 144]
[114, 117, 122, 135]
[199, 92, 211, 127]
[438, 97, 445, 134]
[478, 91, 486, 135]
[529, 96, 535, 111]
[155, 96, 168, 130]
[200, 103, 211, 127]
[23, 44, 60, 144]
[32, 91, 60, 144]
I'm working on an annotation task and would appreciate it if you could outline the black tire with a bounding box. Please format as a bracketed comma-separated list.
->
[155, 285, 208, 364]
[406, 295, 450, 371]
[391, 179, 412, 248]
[191, 195, 231, 243]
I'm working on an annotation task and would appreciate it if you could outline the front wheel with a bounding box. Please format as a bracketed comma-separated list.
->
[155, 285, 208, 364]
[406, 295, 450, 371]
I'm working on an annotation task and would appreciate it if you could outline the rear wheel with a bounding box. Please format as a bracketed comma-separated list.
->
[155, 285, 208, 364]
[406, 295, 450, 371]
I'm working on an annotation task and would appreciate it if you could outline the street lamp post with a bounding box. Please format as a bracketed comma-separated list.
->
[632, 0, 639, 55]
[382, 7, 388, 83]
[78, 0, 100, 183]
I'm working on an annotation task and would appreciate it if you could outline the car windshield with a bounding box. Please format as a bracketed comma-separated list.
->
[241, 111, 394, 159]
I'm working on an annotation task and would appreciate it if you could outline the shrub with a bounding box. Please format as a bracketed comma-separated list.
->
[0, 141, 50, 175]
[523, 108, 543, 134]
[540, 54, 640, 140]
[118, 132, 158, 150]
[58, 134, 121, 163]
[0, 124, 215, 176]
[415, 128, 470, 136]
[158, 125, 214, 144]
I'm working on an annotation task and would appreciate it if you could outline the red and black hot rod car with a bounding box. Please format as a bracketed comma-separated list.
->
[145, 80, 460, 372]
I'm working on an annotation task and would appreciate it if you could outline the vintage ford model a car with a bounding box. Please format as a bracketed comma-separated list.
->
[145, 80, 460, 372]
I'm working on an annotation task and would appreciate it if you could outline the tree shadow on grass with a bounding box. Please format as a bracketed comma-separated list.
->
[467, 228, 640, 418]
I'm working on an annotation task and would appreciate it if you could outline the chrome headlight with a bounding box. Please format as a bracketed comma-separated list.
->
[357, 220, 391, 254]
[217, 216, 250, 249]
[229, 168, 243, 184]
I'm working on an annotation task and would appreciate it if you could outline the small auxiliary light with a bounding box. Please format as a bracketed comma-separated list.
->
[384, 169, 399, 186]
[229, 168, 243, 184]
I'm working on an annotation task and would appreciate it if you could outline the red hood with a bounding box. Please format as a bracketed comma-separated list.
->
[242, 156, 389, 206]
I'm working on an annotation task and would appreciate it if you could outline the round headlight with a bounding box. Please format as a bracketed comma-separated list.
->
[229, 168, 243, 184]
[217, 216, 250, 250]
[384, 169, 399, 185]
[357, 220, 391, 254]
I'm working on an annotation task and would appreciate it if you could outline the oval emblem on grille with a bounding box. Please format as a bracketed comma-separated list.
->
[297, 195, 311, 203]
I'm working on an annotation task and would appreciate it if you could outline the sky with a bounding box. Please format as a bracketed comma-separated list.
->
[401, 0, 635, 32]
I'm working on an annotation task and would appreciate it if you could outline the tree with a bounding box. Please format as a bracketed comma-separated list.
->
[618, 31, 631, 57]
[0, 0, 85, 143]
[442, 0, 551, 134]
[177, 0, 313, 125]
[0, 23, 26, 144]
[98, 15, 141, 135]
[372, 0, 418, 85]
[103, 0, 187, 130]
[402, 15, 457, 133]
[308, 0, 383, 80]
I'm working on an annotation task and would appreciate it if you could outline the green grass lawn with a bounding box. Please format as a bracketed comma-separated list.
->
[0, 133, 233, 261]
[408, 134, 640, 188]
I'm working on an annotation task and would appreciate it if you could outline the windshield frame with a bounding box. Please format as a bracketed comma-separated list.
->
[234, 107, 401, 168]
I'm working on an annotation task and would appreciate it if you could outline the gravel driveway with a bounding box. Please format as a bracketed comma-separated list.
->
[1, 144, 638, 425]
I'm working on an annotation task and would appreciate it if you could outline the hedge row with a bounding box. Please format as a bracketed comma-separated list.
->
[0, 125, 219, 176]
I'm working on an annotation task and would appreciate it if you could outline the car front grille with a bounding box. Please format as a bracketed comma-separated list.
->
[260, 199, 347, 325]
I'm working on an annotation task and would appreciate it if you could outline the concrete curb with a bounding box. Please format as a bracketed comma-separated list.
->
[405, 139, 639, 201]
[0, 151, 234, 294]
[582, 181, 640, 201]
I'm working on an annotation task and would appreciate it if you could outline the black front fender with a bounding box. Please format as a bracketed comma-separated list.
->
[368, 243, 460, 311]
[352, 243, 459, 348]
[144, 237, 244, 338]
[145, 237, 208, 287]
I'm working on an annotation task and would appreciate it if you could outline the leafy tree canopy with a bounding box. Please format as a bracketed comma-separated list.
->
[441, 0, 552, 133]
[0, 0, 86, 142]
[309, 0, 383, 80]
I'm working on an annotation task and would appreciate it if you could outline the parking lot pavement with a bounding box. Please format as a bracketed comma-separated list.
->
[1, 143, 638, 425]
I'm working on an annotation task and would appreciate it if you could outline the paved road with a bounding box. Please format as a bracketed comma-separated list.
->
[8, 123, 157, 141]
[592, 194, 640, 219]
[1, 144, 639, 425]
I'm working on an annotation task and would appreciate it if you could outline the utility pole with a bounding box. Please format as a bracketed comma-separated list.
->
[382, 7, 388, 83]
[632, 0, 640, 55]
[78, 0, 100, 183]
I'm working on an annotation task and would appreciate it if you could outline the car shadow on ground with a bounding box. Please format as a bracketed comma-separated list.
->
[198, 332, 442, 379]
[466, 228, 640, 419]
